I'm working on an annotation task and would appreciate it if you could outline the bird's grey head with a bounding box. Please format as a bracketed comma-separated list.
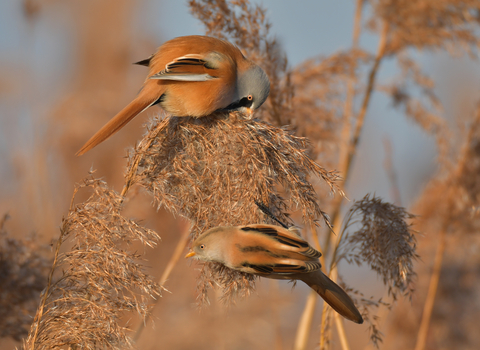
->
[226, 64, 270, 114]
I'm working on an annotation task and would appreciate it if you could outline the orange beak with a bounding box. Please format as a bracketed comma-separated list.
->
[185, 249, 196, 258]
[244, 107, 253, 118]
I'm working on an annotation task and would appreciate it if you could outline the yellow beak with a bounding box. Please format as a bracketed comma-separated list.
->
[185, 249, 196, 258]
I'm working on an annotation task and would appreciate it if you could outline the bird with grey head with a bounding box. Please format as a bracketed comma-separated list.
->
[77, 35, 270, 156]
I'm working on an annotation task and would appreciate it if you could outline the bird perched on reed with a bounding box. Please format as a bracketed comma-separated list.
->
[77, 35, 270, 155]
[186, 224, 363, 324]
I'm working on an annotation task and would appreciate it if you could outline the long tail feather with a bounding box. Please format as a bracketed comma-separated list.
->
[302, 271, 363, 324]
[76, 89, 160, 156]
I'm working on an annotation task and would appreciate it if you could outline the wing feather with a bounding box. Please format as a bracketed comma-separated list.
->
[244, 261, 322, 275]
[240, 224, 322, 259]
[149, 54, 218, 81]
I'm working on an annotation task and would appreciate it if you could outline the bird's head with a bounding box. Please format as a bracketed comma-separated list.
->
[185, 227, 228, 263]
[225, 64, 270, 116]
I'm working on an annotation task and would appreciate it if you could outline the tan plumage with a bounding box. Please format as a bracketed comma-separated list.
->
[76, 35, 270, 155]
[186, 224, 363, 324]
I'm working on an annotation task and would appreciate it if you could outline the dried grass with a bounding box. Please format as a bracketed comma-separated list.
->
[23, 177, 161, 350]
[339, 194, 417, 300]
[0, 215, 50, 341]
[189, 0, 294, 126]
[370, 0, 480, 56]
[5, 0, 480, 349]
[292, 49, 372, 166]
[129, 112, 340, 303]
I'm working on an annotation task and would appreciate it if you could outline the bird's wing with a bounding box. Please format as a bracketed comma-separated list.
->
[149, 54, 218, 81]
[245, 260, 322, 275]
[240, 224, 322, 259]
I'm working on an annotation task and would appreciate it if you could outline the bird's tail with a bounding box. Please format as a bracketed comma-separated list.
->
[302, 271, 363, 324]
[76, 87, 160, 156]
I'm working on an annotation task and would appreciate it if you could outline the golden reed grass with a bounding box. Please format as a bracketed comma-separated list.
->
[0, 0, 478, 349]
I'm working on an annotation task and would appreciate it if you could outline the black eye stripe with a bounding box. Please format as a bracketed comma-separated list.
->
[240, 96, 254, 107]
[223, 96, 254, 111]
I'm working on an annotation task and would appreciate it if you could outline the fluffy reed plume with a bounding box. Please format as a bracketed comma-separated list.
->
[379, 53, 449, 163]
[417, 105, 480, 233]
[339, 194, 417, 299]
[188, 1, 415, 348]
[23, 177, 160, 350]
[189, 0, 294, 126]
[296, 1, 480, 345]
[332, 195, 416, 347]
[291, 49, 371, 166]
[0, 215, 50, 341]
[126, 112, 341, 303]
[368, 0, 480, 164]
[17, 0, 480, 349]
[371, 0, 480, 55]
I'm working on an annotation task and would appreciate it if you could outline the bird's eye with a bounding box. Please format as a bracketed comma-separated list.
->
[239, 96, 254, 108]
[200, 244, 205, 250]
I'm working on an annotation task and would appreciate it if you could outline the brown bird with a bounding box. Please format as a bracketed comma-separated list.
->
[77, 35, 270, 155]
[185, 224, 364, 324]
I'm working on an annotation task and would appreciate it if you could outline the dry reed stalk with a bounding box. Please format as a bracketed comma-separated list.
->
[325, 20, 390, 250]
[25, 185, 83, 349]
[293, 291, 317, 350]
[351, 3, 480, 346]
[320, 210, 355, 350]
[382, 103, 480, 348]
[133, 224, 190, 342]
[374, 0, 480, 56]
[334, 313, 351, 350]
[323, 268, 351, 350]
[344, 18, 389, 181]
[25, 225, 64, 350]
[294, 1, 368, 347]
[382, 138, 402, 205]
[319, 303, 333, 350]
[293, 8, 394, 350]
[314, 20, 393, 349]
[24, 89, 336, 348]
[337, 0, 365, 182]
[317, 209, 352, 350]
[414, 229, 446, 350]
[121, 118, 167, 200]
